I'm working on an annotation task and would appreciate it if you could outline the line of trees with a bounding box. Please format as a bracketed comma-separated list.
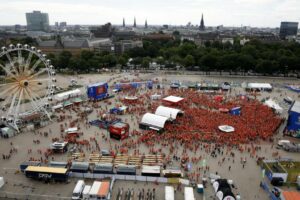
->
[1, 36, 300, 75]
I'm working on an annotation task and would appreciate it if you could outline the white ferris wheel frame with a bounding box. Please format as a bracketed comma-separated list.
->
[0, 44, 56, 131]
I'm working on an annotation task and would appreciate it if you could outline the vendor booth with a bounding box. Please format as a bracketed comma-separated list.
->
[55, 89, 81, 101]
[87, 82, 109, 100]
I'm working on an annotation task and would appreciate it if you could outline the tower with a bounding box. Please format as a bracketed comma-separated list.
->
[145, 19, 148, 29]
[123, 18, 125, 27]
[200, 13, 205, 31]
[133, 17, 136, 27]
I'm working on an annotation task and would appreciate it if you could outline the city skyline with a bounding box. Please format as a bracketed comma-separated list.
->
[0, 0, 299, 27]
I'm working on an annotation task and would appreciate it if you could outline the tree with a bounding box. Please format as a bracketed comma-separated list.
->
[57, 51, 72, 69]
[141, 57, 151, 68]
[183, 55, 195, 67]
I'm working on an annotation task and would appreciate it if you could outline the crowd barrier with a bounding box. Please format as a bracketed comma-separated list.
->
[69, 172, 189, 185]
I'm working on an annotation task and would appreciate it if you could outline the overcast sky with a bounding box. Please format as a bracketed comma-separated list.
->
[0, 0, 299, 27]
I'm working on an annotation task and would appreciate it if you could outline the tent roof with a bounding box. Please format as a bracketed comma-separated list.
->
[155, 106, 182, 120]
[264, 99, 283, 112]
[290, 101, 300, 113]
[282, 191, 300, 200]
[87, 82, 106, 88]
[247, 83, 272, 89]
[163, 96, 184, 103]
[55, 89, 81, 100]
[141, 113, 168, 129]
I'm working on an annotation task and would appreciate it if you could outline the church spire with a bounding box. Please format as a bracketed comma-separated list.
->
[200, 13, 205, 31]
[133, 17, 136, 27]
[145, 19, 148, 28]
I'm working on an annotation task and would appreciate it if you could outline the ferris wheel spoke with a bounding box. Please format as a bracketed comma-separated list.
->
[24, 88, 40, 109]
[24, 51, 33, 73]
[7, 89, 19, 116]
[15, 88, 24, 117]
[5, 53, 14, 67]
[28, 68, 48, 80]
[0, 87, 19, 111]
[29, 78, 50, 82]
[0, 84, 18, 97]
[0, 64, 18, 80]
[29, 59, 42, 74]
[27, 87, 51, 120]
[17, 50, 23, 72]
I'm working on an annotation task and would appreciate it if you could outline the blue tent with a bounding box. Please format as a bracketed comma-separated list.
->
[87, 82, 108, 100]
[287, 101, 300, 131]
[230, 107, 241, 115]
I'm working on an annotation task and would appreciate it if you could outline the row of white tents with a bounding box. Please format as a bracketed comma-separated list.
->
[140, 106, 183, 131]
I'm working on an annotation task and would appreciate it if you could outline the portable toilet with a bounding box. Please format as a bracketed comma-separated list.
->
[230, 107, 241, 115]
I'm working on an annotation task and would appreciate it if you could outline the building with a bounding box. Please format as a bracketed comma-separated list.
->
[279, 22, 298, 39]
[90, 23, 113, 38]
[59, 22, 67, 28]
[26, 11, 49, 32]
[199, 14, 205, 31]
[123, 18, 125, 27]
[38, 35, 92, 55]
[133, 17, 136, 28]
[114, 40, 143, 54]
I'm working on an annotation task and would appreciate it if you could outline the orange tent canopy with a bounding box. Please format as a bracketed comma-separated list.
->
[282, 191, 300, 200]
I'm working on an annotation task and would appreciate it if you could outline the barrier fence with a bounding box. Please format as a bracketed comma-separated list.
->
[69, 172, 190, 185]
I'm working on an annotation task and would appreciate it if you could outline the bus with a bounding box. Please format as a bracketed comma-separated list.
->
[25, 166, 68, 182]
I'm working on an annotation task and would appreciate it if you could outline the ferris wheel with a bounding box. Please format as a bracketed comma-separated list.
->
[0, 44, 56, 131]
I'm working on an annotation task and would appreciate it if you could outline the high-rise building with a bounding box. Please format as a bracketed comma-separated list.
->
[199, 13, 205, 31]
[123, 18, 125, 27]
[279, 22, 298, 39]
[145, 20, 148, 29]
[133, 17, 136, 28]
[26, 11, 49, 32]
[60, 22, 67, 28]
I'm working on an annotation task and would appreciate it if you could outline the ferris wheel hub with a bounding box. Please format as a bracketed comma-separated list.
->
[19, 80, 29, 87]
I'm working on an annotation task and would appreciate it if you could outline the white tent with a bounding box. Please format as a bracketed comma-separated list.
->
[155, 106, 182, 120]
[140, 113, 168, 129]
[218, 125, 235, 133]
[55, 89, 82, 101]
[163, 96, 184, 103]
[264, 99, 283, 113]
[0, 177, 4, 189]
[247, 83, 272, 90]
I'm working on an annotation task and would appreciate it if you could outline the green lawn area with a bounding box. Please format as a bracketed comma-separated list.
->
[280, 161, 300, 182]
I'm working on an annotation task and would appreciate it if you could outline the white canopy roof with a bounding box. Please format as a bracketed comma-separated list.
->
[163, 96, 184, 103]
[247, 83, 272, 89]
[264, 99, 283, 113]
[218, 125, 235, 133]
[290, 101, 300, 113]
[155, 106, 182, 120]
[140, 113, 168, 129]
[55, 89, 81, 101]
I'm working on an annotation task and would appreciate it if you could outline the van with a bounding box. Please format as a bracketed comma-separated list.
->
[72, 180, 85, 200]
[82, 185, 91, 200]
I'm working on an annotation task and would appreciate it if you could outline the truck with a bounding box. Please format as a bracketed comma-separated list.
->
[24, 166, 68, 182]
[72, 180, 85, 200]
[108, 122, 129, 140]
[165, 186, 175, 200]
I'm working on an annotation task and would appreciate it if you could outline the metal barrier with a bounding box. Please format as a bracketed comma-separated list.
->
[0, 191, 70, 200]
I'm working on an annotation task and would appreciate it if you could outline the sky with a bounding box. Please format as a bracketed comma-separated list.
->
[0, 0, 299, 27]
